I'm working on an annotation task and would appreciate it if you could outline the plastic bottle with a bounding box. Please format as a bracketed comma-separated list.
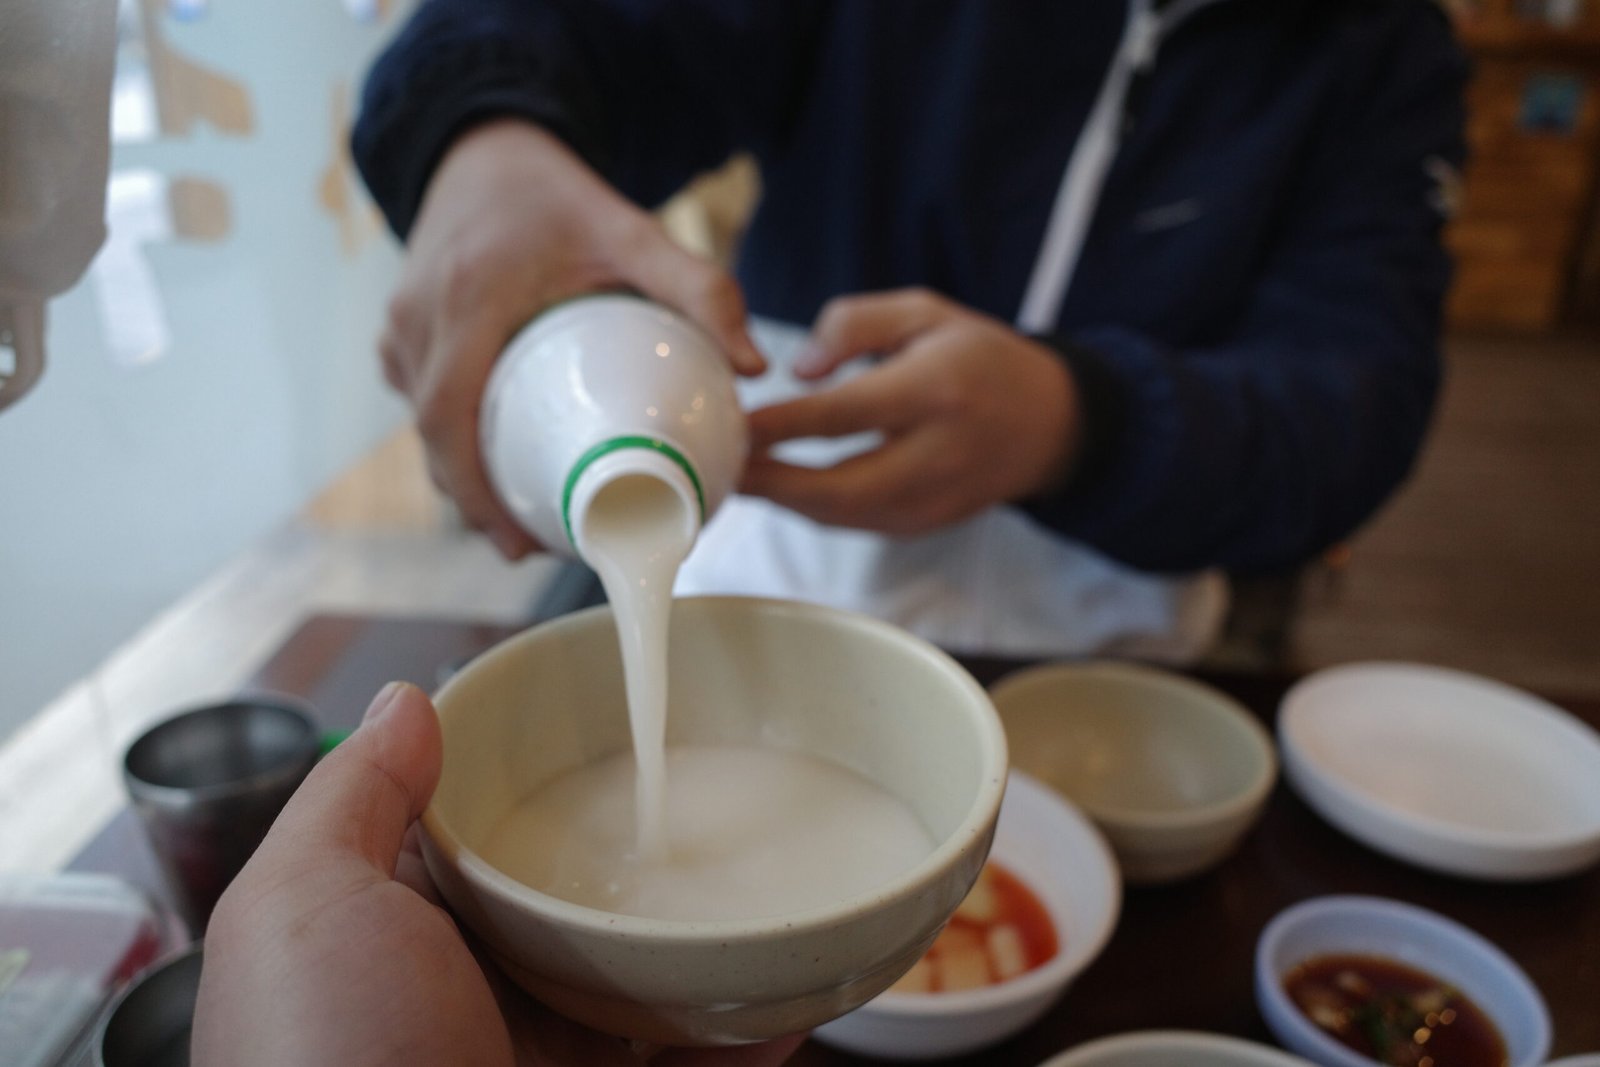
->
[481, 293, 748, 559]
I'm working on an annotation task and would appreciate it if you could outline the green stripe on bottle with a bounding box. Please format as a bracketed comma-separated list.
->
[561, 435, 706, 547]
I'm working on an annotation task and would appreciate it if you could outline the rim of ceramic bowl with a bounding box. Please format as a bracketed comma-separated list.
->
[1254, 895, 1552, 1067]
[1280, 661, 1600, 852]
[990, 661, 1278, 832]
[850, 769, 1122, 1017]
[1036, 1029, 1316, 1066]
[422, 595, 1010, 944]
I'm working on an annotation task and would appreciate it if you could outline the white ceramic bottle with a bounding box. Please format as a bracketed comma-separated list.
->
[481, 293, 748, 558]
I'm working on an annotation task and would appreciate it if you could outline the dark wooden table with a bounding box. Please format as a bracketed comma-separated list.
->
[71, 613, 1600, 1063]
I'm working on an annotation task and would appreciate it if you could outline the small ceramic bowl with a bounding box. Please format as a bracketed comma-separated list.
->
[812, 770, 1120, 1059]
[1038, 1030, 1317, 1067]
[1255, 896, 1551, 1067]
[990, 662, 1276, 884]
[421, 596, 1008, 1046]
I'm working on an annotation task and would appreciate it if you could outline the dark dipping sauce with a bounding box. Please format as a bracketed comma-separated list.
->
[1284, 954, 1508, 1067]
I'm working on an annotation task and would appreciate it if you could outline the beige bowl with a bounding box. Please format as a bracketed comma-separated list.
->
[990, 662, 1275, 884]
[420, 596, 1008, 1046]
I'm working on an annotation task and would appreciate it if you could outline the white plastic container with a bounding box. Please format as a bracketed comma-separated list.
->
[481, 294, 748, 557]
[0, 873, 176, 1067]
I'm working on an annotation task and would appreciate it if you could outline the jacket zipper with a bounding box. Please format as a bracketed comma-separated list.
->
[1015, 0, 1232, 334]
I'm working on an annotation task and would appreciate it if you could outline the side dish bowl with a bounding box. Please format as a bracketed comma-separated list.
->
[813, 770, 1120, 1059]
[1279, 662, 1600, 881]
[990, 661, 1275, 883]
[1038, 1030, 1317, 1067]
[1255, 896, 1550, 1067]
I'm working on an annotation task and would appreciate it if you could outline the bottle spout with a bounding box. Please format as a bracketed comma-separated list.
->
[566, 441, 703, 563]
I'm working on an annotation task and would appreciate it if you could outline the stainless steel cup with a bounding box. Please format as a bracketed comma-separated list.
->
[94, 943, 203, 1067]
[122, 696, 319, 933]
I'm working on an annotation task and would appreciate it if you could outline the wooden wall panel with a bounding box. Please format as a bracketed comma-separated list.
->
[1443, 7, 1600, 332]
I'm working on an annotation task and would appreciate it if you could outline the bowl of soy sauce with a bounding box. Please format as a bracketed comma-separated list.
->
[1255, 896, 1549, 1067]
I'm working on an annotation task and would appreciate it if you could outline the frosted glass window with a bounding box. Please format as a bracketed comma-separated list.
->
[0, 0, 410, 738]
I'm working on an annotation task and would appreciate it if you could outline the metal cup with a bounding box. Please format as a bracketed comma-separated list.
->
[122, 696, 319, 933]
[94, 944, 203, 1067]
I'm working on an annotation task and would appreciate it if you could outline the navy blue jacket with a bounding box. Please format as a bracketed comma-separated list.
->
[354, 0, 1467, 576]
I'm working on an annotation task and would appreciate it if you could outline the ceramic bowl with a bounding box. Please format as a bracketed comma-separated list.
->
[420, 596, 1008, 1046]
[989, 662, 1276, 884]
[1038, 1030, 1317, 1067]
[812, 770, 1120, 1059]
[1279, 662, 1600, 881]
[1255, 896, 1551, 1067]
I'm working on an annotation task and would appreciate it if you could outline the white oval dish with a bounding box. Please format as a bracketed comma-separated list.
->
[1037, 1030, 1317, 1067]
[1255, 896, 1551, 1067]
[813, 770, 1121, 1060]
[1279, 662, 1600, 880]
